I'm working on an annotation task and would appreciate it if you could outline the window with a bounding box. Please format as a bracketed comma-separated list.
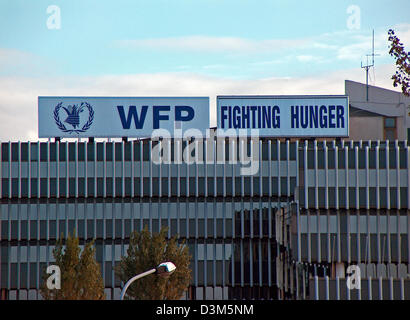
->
[68, 143, 76, 161]
[384, 117, 396, 128]
[77, 143, 85, 161]
[11, 143, 19, 161]
[1, 143, 9, 161]
[384, 117, 396, 141]
[40, 143, 48, 161]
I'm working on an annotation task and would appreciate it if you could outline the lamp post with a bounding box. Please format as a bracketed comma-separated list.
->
[120, 262, 176, 300]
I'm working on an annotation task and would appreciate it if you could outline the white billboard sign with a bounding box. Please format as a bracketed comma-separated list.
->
[38, 97, 210, 138]
[217, 95, 349, 137]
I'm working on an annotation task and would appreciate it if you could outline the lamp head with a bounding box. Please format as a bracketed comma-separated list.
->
[156, 262, 176, 277]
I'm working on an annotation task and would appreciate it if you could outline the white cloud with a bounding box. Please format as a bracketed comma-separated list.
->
[296, 55, 323, 63]
[0, 48, 33, 68]
[0, 48, 55, 75]
[249, 59, 287, 66]
[114, 24, 410, 67]
[334, 24, 410, 61]
[336, 41, 371, 61]
[117, 36, 310, 54]
[393, 23, 410, 42]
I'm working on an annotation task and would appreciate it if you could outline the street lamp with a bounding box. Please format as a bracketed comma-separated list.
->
[120, 262, 176, 300]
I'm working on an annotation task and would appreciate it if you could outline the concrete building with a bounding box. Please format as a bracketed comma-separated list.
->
[0, 138, 409, 300]
[346, 80, 410, 141]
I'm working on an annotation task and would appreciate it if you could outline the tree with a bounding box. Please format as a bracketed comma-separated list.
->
[40, 231, 105, 300]
[115, 226, 191, 300]
[388, 29, 410, 96]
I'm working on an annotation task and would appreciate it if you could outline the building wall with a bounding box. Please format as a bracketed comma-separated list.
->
[346, 80, 410, 141]
[349, 117, 384, 141]
[397, 117, 406, 141]
[347, 115, 406, 141]
[1, 139, 409, 300]
[0, 198, 289, 300]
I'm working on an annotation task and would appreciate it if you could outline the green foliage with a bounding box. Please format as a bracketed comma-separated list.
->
[115, 226, 191, 300]
[388, 29, 410, 96]
[40, 231, 105, 300]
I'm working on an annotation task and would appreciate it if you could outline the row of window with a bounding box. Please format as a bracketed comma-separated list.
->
[301, 148, 409, 169]
[1, 239, 282, 289]
[299, 187, 409, 208]
[0, 217, 275, 241]
[299, 214, 409, 234]
[0, 200, 280, 220]
[298, 233, 409, 263]
[2, 282, 280, 301]
[2, 213, 408, 243]
[1, 285, 282, 300]
[309, 277, 410, 300]
[2, 240, 276, 265]
[3, 179, 409, 207]
[0, 141, 297, 162]
[1, 141, 408, 169]
[0, 177, 297, 198]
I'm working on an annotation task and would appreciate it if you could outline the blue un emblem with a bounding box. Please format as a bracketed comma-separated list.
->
[53, 102, 94, 134]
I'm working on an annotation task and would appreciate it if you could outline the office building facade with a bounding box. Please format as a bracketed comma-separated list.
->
[1, 138, 409, 299]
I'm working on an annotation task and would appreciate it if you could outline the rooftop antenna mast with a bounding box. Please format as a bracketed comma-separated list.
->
[361, 29, 380, 101]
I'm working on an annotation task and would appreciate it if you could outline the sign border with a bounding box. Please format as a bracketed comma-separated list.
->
[38, 96, 210, 138]
[216, 95, 349, 138]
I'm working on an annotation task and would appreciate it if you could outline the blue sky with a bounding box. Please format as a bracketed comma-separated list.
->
[1, 0, 409, 78]
[0, 0, 409, 140]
